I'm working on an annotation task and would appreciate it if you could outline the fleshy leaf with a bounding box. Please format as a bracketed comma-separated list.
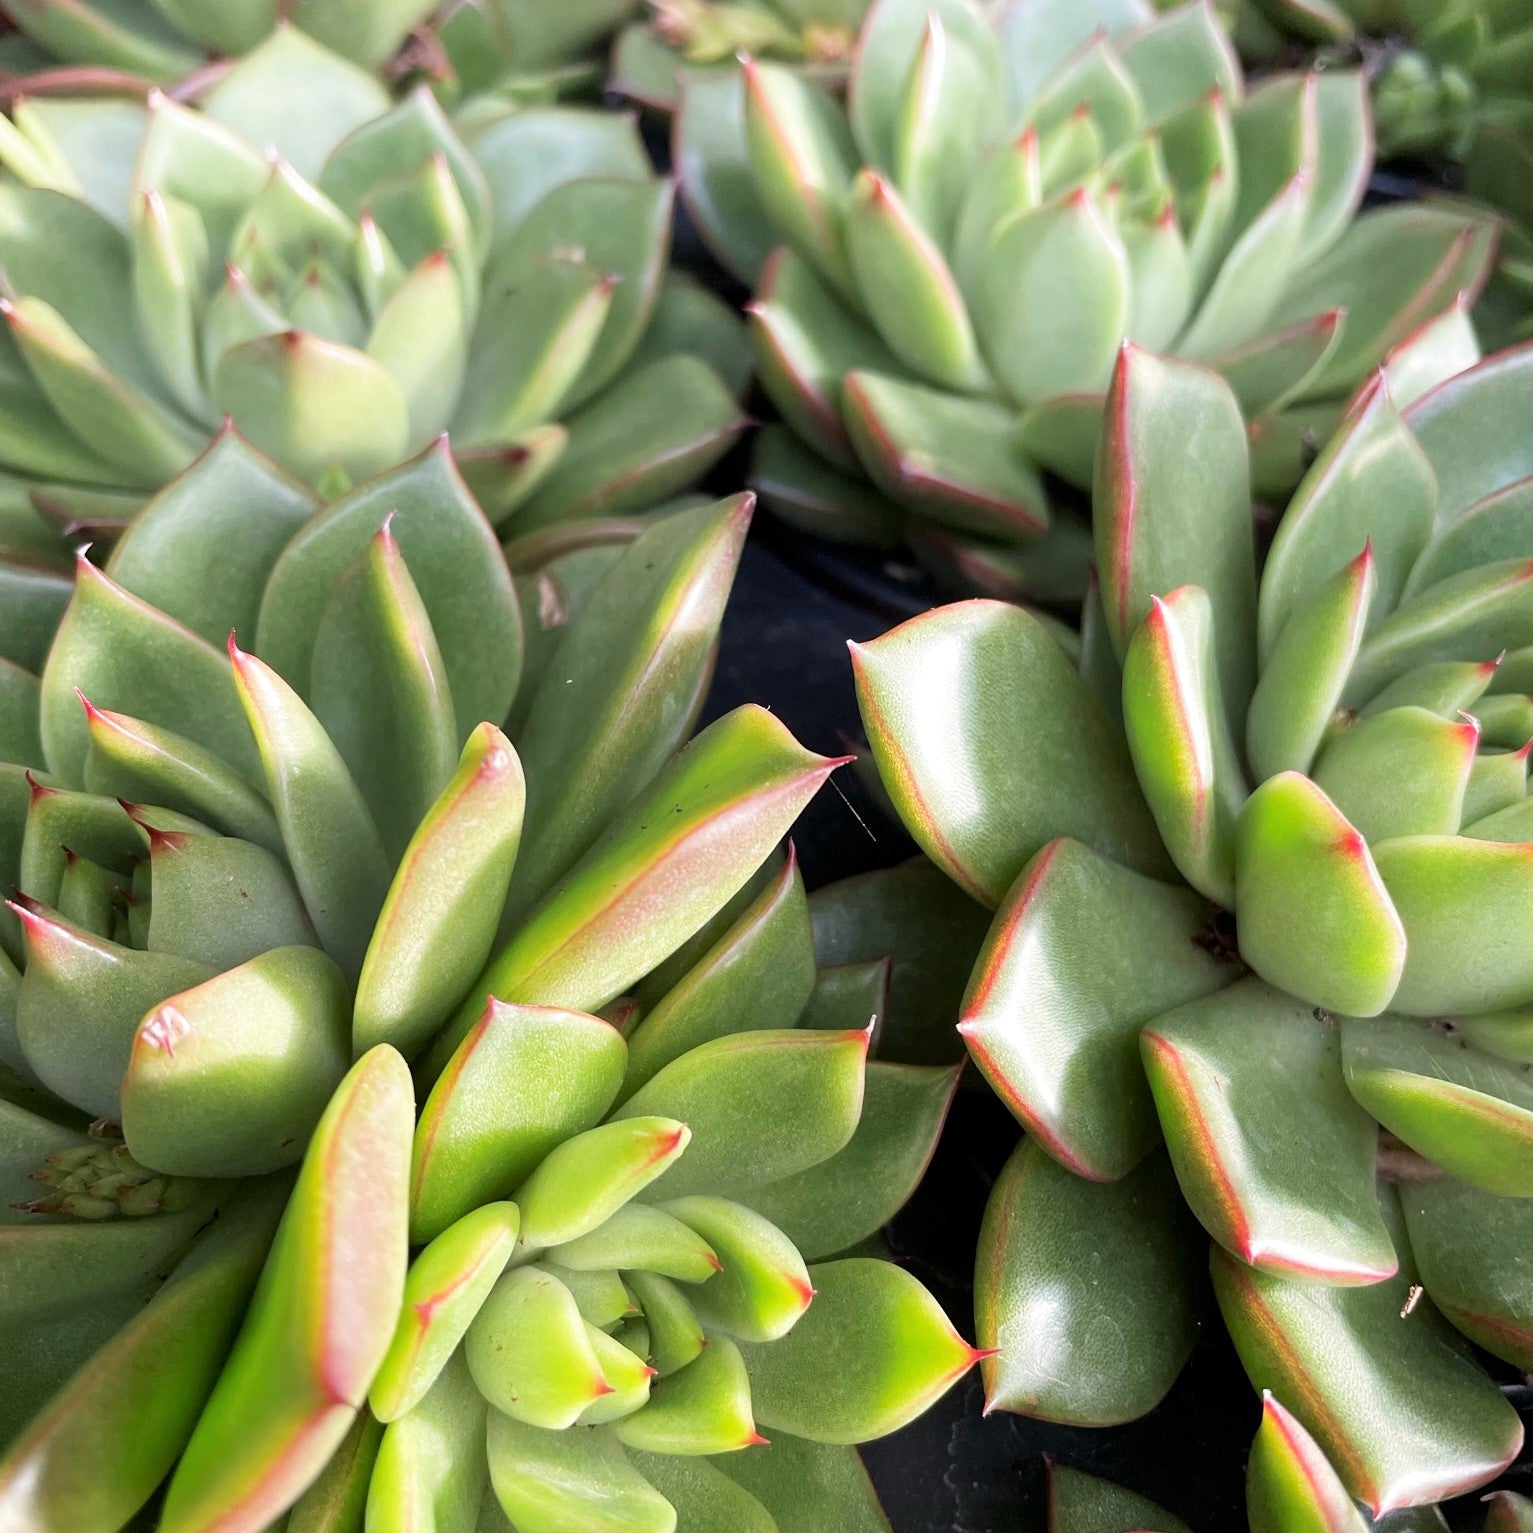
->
[1342, 1015, 1533, 1196]
[509, 498, 751, 913]
[1247, 1391, 1369, 1533]
[485, 1414, 674, 1533]
[122, 945, 350, 1178]
[662, 1196, 812, 1344]
[159, 1047, 415, 1533]
[1247, 546, 1376, 782]
[1095, 345, 1256, 723]
[0, 1180, 284, 1533]
[960, 836, 1231, 1180]
[1233, 773, 1405, 1017]
[976, 1141, 1201, 1425]
[623, 850, 814, 1094]
[1402, 1176, 1533, 1370]
[1121, 585, 1246, 904]
[353, 724, 524, 1059]
[517, 1117, 690, 1250]
[231, 640, 391, 982]
[465, 1266, 611, 1430]
[410, 1002, 626, 1245]
[1143, 978, 1396, 1283]
[736, 1257, 979, 1444]
[371, 1201, 519, 1423]
[853, 601, 1166, 906]
[1047, 1461, 1191, 1533]
[615, 1029, 866, 1202]
[439, 707, 840, 1046]
[1212, 1190, 1523, 1516]
[1371, 836, 1533, 1019]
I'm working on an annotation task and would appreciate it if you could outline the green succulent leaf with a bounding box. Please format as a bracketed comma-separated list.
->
[844, 171, 984, 393]
[978, 191, 1130, 406]
[256, 441, 522, 743]
[1143, 978, 1396, 1283]
[854, 601, 1166, 906]
[308, 520, 458, 860]
[1246, 545, 1376, 782]
[1094, 345, 1256, 723]
[744, 1059, 959, 1262]
[1371, 835, 1533, 1020]
[485, 1413, 675, 1533]
[614, 1335, 760, 1456]
[0, 1179, 284, 1533]
[841, 369, 1049, 542]
[717, 1432, 891, 1533]
[121, 944, 349, 1178]
[159, 1046, 415, 1533]
[231, 639, 391, 981]
[1247, 1391, 1369, 1533]
[623, 850, 814, 1094]
[1211, 1188, 1523, 1517]
[616, 1028, 867, 1203]
[1233, 773, 1405, 1017]
[366, 1349, 485, 1533]
[1046, 1461, 1191, 1533]
[736, 1257, 978, 1445]
[743, 61, 857, 297]
[466, 1265, 613, 1430]
[960, 836, 1231, 1181]
[1402, 1176, 1533, 1370]
[510, 498, 751, 913]
[447, 707, 840, 1041]
[548, 1203, 721, 1285]
[1122, 584, 1247, 904]
[13, 896, 212, 1120]
[975, 1141, 1202, 1425]
[371, 1201, 519, 1424]
[40, 559, 260, 788]
[1406, 342, 1533, 527]
[1311, 707, 1477, 843]
[1342, 1015, 1533, 1195]
[626, 1453, 776, 1533]
[662, 1196, 812, 1345]
[518, 1117, 691, 1251]
[79, 702, 281, 855]
[135, 822, 313, 968]
[410, 1002, 626, 1245]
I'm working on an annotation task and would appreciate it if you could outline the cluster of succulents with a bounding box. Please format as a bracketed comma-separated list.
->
[857, 341, 1533, 1523]
[674, 0, 1496, 598]
[2, 0, 1533, 1526]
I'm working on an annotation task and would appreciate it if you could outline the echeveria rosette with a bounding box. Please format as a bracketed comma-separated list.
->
[854, 341, 1533, 1518]
[676, 0, 1498, 600]
[0, 437, 825, 1485]
[0, 24, 747, 564]
[0, 0, 436, 81]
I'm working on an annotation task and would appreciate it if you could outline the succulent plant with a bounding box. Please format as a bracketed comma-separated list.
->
[0, 24, 747, 573]
[1229, 0, 1533, 351]
[0, 0, 437, 82]
[675, 0, 1497, 599]
[854, 341, 1533, 1517]
[612, 0, 867, 113]
[426, 0, 646, 110]
[0, 427, 979, 1527]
